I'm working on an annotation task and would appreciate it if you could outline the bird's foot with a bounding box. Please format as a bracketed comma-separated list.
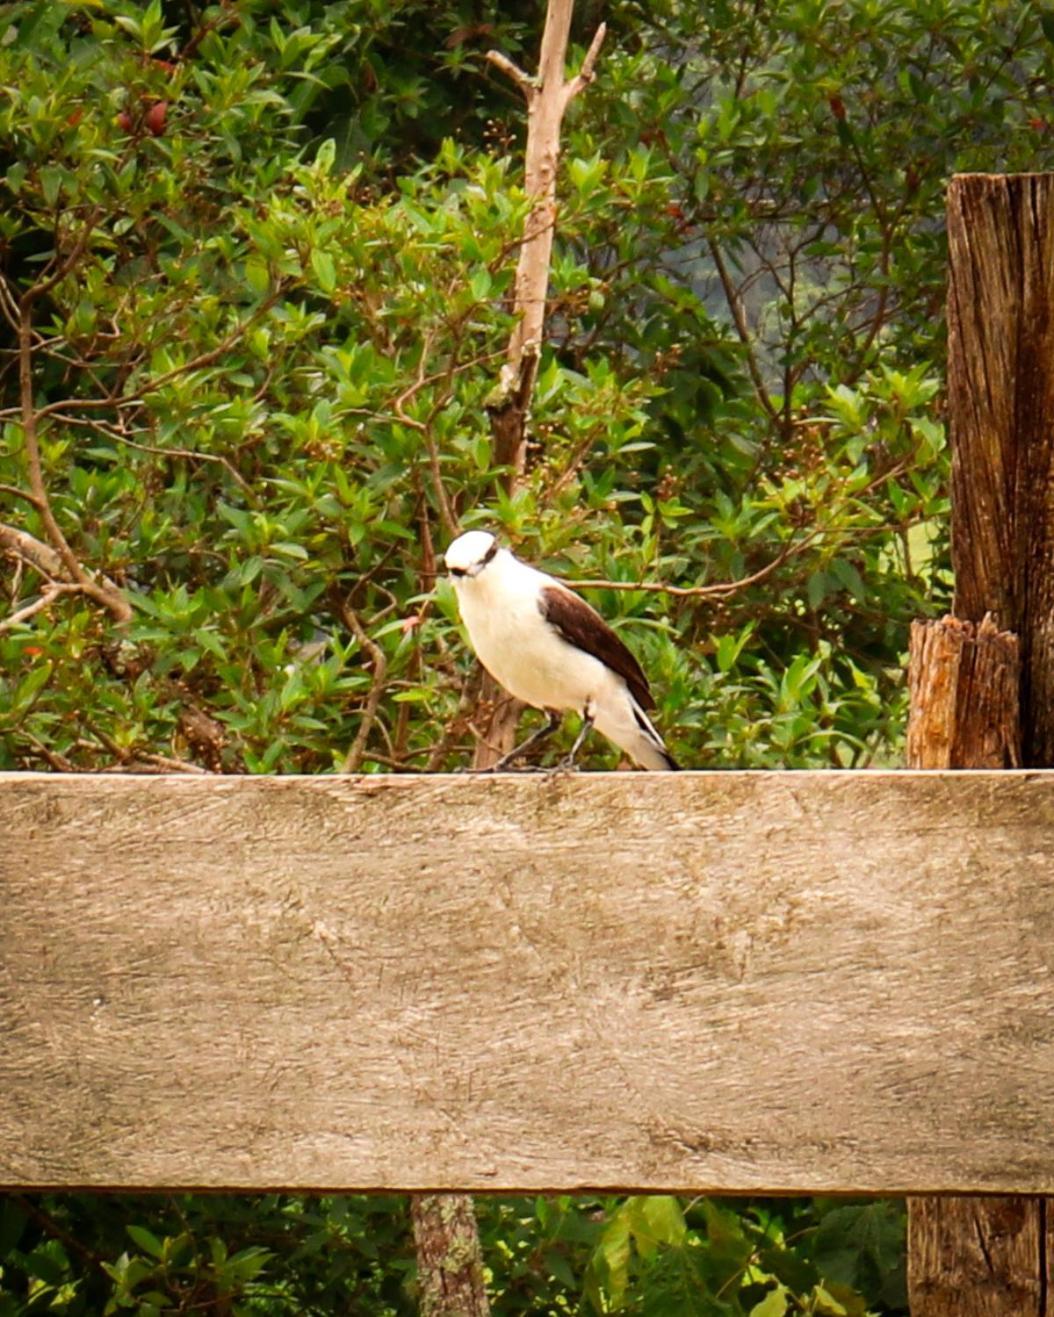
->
[547, 754, 581, 777]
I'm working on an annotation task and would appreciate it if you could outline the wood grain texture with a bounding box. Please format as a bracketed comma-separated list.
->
[908, 1197, 1048, 1316]
[906, 1201, 1043, 1311]
[4, 770, 1054, 1194]
[947, 173, 1054, 764]
[907, 616, 1021, 770]
[906, 174, 1054, 1314]
[905, 613, 1042, 1313]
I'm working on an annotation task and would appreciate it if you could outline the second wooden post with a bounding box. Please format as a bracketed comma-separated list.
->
[907, 172, 1054, 1314]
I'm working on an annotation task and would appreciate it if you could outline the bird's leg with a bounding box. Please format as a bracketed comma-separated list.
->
[553, 705, 596, 774]
[488, 709, 563, 772]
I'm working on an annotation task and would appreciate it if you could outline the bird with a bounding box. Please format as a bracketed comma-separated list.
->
[444, 530, 680, 771]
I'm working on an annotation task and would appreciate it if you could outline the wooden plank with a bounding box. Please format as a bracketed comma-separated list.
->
[3, 770, 1054, 1194]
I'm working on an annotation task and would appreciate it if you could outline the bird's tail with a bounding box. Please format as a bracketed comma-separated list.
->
[627, 699, 681, 771]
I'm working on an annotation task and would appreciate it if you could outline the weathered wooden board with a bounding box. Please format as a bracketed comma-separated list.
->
[2, 770, 1054, 1194]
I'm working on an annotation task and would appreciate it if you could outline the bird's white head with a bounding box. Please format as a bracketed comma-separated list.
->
[445, 530, 500, 582]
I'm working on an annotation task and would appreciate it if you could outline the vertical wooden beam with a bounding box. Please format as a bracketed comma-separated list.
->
[946, 173, 1054, 764]
[908, 171, 1054, 1315]
[906, 617, 1032, 1312]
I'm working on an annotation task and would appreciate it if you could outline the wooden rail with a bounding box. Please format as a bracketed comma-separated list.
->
[2, 769, 1053, 1195]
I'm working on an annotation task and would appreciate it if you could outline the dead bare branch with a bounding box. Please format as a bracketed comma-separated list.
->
[0, 522, 67, 580]
[562, 22, 606, 106]
[485, 49, 534, 98]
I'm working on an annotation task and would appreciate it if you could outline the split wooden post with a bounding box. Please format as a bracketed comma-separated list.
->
[907, 172, 1054, 1315]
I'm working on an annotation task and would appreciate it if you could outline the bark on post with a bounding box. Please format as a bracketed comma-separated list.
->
[946, 174, 1054, 763]
[907, 172, 1054, 1315]
[410, 1194, 489, 1317]
[906, 616, 1020, 771]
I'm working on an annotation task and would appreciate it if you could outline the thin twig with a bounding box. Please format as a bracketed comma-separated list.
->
[0, 583, 85, 633]
[22, 205, 103, 308]
[46, 411, 259, 503]
[394, 335, 460, 540]
[0, 483, 44, 510]
[10, 1195, 108, 1274]
[707, 238, 781, 425]
[562, 531, 823, 600]
[20, 732, 76, 771]
[0, 272, 20, 336]
[339, 601, 388, 774]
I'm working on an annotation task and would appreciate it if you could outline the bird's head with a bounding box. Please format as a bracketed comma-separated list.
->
[444, 530, 500, 583]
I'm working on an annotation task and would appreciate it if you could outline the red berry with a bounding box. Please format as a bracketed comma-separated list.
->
[144, 101, 167, 136]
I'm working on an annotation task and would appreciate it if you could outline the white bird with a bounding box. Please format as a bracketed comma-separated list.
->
[445, 530, 680, 771]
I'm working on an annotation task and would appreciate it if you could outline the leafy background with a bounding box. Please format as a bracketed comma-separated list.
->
[2, 0, 1052, 1311]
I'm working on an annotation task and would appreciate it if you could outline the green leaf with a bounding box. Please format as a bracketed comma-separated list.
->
[311, 249, 337, 293]
[811, 1201, 904, 1293]
[315, 137, 336, 172]
[127, 1224, 164, 1258]
[750, 1284, 789, 1317]
[39, 164, 63, 207]
[12, 659, 52, 709]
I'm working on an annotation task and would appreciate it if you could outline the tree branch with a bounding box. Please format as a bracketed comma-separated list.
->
[562, 530, 824, 600]
[562, 22, 606, 107]
[338, 601, 388, 774]
[0, 583, 86, 633]
[0, 521, 68, 580]
[16, 301, 131, 623]
[707, 237, 781, 425]
[485, 49, 535, 98]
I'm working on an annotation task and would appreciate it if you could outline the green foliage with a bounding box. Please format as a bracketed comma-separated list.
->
[0, 1193, 415, 1314]
[2, 0, 1051, 1311]
[0, 1194, 904, 1315]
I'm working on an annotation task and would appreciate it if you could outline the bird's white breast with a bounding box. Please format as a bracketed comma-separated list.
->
[454, 554, 615, 713]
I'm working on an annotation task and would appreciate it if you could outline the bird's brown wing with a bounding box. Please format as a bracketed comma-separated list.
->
[539, 584, 654, 711]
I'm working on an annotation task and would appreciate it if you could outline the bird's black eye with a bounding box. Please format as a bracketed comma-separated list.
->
[450, 567, 466, 578]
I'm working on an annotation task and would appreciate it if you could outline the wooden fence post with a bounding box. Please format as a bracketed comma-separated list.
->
[907, 172, 1054, 1314]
